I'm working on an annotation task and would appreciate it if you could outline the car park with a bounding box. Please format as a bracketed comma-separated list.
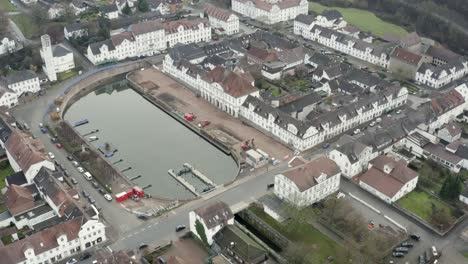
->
[71, 177, 78, 184]
[104, 194, 113, 201]
[77, 167, 84, 173]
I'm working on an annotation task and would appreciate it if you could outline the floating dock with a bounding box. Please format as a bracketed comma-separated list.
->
[74, 119, 89, 127]
[183, 163, 215, 188]
[168, 169, 199, 197]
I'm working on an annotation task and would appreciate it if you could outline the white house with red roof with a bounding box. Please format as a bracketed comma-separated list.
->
[0, 216, 106, 264]
[231, 0, 308, 24]
[5, 131, 55, 183]
[359, 155, 418, 203]
[204, 4, 239, 35]
[274, 156, 341, 207]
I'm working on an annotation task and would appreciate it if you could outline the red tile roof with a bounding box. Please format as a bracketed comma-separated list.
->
[359, 155, 418, 198]
[5, 184, 35, 215]
[5, 131, 47, 173]
[282, 156, 340, 192]
[204, 4, 235, 22]
[441, 122, 462, 137]
[163, 18, 209, 34]
[391, 47, 422, 66]
[247, 46, 278, 62]
[204, 66, 258, 98]
[0, 217, 83, 264]
[431, 89, 465, 116]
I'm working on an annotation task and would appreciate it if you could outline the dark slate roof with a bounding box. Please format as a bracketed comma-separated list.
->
[64, 23, 83, 33]
[0, 118, 12, 144]
[33, 167, 67, 207]
[461, 184, 468, 198]
[308, 52, 333, 66]
[169, 43, 206, 62]
[279, 92, 322, 113]
[5, 70, 38, 84]
[455, 145, 468, 159]
[89, 39, 115, 55]
[100, 4, 118, 13]
[52, 45, 71, 57]
[335, 135, 369, 164]
[295, 14, 315, 25]
[6, 171, 27, 186]
[214, 225, 267, 263]
[321, 10, 343, 20]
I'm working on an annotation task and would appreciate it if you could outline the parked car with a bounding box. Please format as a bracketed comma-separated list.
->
[418, 255, 425, 264]
[67, 156, 74, 161]
[72, 161, 79, 167]
[98, 188, 106, 195]
[266, 183, 274, 189]
[432, 246, 438, 257]
[157, 256, 167, 264]
[54, 160, 60, 166]
[48, 152, 55, 159]
[175, 225, 186, 232]
[137, 214, 148, 220]
[40, 127, 47, 134]
[92, 181, 99, 188]
[79, 253, 91, 260]
[71, 177, 78, 185]
[56, 143, 62, 149]
[410, 234, 421, 241]
[104, 194, 113, 201]
[65, 259, 77, 264]
[322, 142, 330, 149]
[88, 196, 96, 204]
[353, 128, 361, 135]
[51, 137, 58, 143]
[394, 247, 409, 253]
[63, 170, 69, 177]
[39, 123, 43, 128]
[369, 121, 376, 127]
[77, 167, 84, 173]
[401, 242, 413, 248]
[392, 252, 405, 258]
[139, 244, 148, 250]
[82, 190, 90, 198]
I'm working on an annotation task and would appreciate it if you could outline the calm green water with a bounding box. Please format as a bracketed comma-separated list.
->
[65, 81, 237, 199]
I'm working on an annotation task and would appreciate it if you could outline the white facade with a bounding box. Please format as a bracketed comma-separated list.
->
[274, 157, 341, 207]
[415, 61, 468, 89]
[0, 37, 16, 55]
[231, 0, 308, 25]
[87, 19, 211, 65]
[48, 5, 65, 19]
[6, 73, 41, 95]
[0, 90, 19, 108]
[41, 35, 75, 81]
[328, 144, 373, 179]
[40, 35, 57, 81]
[240, 86, 408, 151]
[205, 6, 239, 35]
[359, 176, 418, 204]
[189, 202, 234, 246]
[64, 26, 87, 40]
[4, 218, 106, 264]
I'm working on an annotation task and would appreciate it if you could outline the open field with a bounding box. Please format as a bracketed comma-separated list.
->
[10, 15, 39, 38]
[309, 2, 408, 37]
[250, 206, 348, 263]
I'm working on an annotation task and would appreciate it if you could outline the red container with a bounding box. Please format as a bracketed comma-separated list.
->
[184, 113, 195, 121]
[115, 191, 129, 202]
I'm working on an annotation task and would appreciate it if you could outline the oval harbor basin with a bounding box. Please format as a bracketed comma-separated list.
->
[64, 80, 238, 199]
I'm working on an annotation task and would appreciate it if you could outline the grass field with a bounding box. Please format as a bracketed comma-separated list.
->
[58, 69, 78, 81]
[10, 15, 40, 39]
[0, 0, 15, 12]
[0, 163, 14, 190]
[398, 190, 456, 224]
[309, 2, 408, 37]
[250, 206, 348, 263]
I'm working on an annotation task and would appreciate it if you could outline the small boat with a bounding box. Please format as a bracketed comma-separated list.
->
[74, 119, 89, 127]
[89, 136, 98, 141]
[105, 151, 114, 158]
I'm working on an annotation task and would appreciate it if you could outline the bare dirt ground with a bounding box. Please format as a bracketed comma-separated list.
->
[130, 68, 292, 161]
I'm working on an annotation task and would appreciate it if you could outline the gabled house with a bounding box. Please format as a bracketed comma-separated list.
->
[359, 155, 418, 203]
[329, 135, 373, 178]
[189, 201, 234, 245]
[5, 131, 55, 183]
[64, 23, 88, 40]
[274, 156, 341, 207]
[437, 122, 461, 143]
[100, 4, 119, 19]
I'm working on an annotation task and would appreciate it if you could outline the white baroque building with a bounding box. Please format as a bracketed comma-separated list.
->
[0, 37, 17, 55]
[204, 4, 239, 35]
[415, 59, 468, 89]
[0, 217, 106, 264]
[40, 35, 75, 81]
[231, 0, 308, 24]
[86, 18, 211, 65]
[274, 156, 341, 207]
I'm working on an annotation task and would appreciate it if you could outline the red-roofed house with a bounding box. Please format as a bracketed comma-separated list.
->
[274, 156, 341, 206]
[437, 122, 462, 143]
[359, 155, 418, 203]
[204, 4, 239, 35]
[0, 217, 107, 264]
[389, 47, 424, 79]
[5, 131, 55, 183]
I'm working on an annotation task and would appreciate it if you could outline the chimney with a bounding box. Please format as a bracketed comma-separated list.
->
[383, 164, 392, 174]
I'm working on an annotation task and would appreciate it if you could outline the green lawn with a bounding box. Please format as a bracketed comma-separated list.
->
[0, 164, 14, 190]
[309, 2, 408, 37]
[1, 235, 13, 245]
[249, 207, 347, 263]
[58, 69, 78, 81]
[398, 190, 456, 224]
[10, 15, 39, 39]
[464, 252, 468, 259]
[0, 0, 15, 12]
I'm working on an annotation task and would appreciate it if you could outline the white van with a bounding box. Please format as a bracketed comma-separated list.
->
[83, 172, 93, 180]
